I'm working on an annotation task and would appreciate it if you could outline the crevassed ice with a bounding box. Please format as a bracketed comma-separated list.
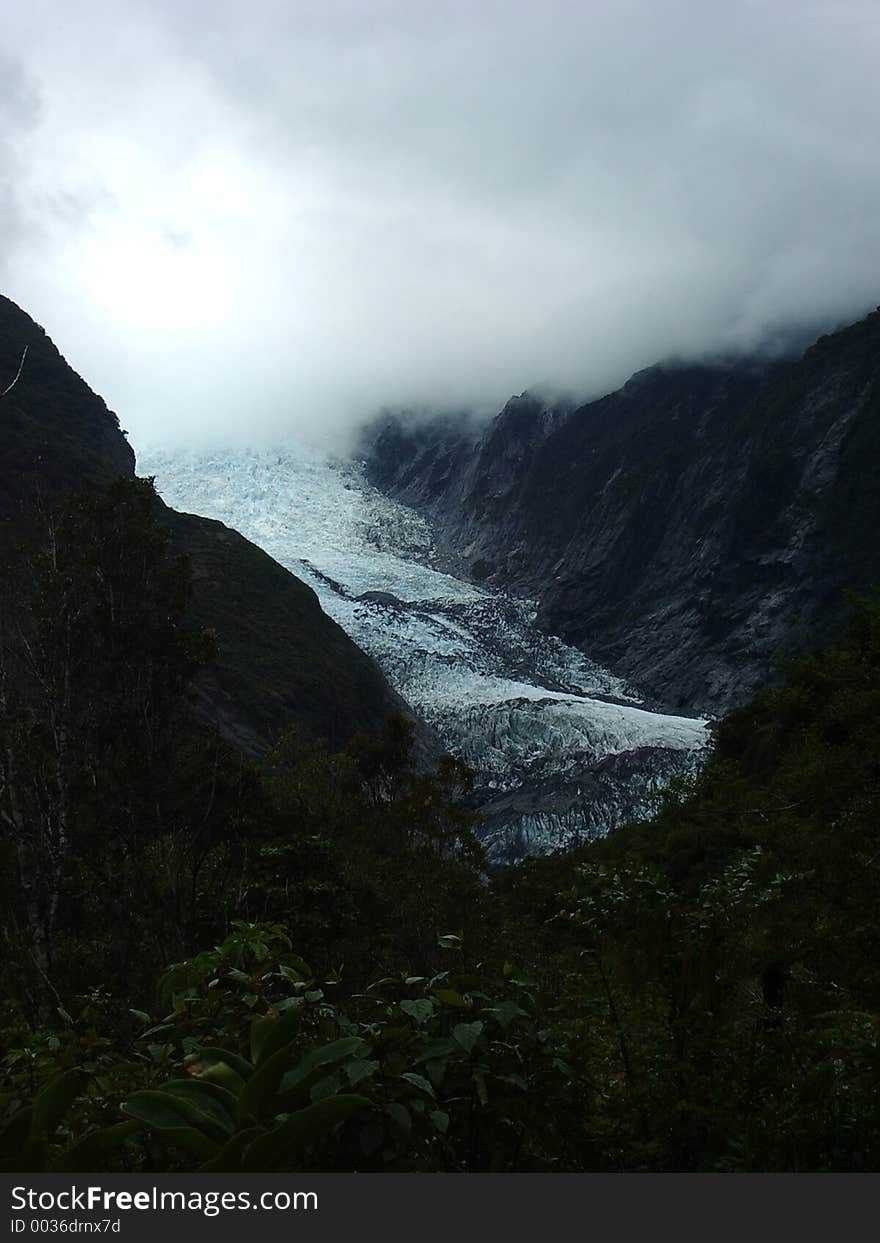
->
[139, 440, 709, 856]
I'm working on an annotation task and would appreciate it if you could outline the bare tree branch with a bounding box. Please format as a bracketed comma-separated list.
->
[0, 345, 28, 400]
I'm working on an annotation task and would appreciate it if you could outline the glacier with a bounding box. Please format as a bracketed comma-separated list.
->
[139, 441, 708, 863]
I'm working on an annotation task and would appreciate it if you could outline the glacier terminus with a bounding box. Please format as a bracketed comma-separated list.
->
[140, 442, 708, 863]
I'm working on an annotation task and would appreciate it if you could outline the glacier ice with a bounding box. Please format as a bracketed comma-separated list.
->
[139, 441, 709, 863]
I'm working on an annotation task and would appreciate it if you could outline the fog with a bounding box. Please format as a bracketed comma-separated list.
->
[2, 1, 879, 450]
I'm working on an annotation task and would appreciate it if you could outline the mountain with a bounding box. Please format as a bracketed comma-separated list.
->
[0, 299, 136, 547]
[362, 311, 880, 716]
[139, 442, 707, 864]
[0, 294, 410, 754]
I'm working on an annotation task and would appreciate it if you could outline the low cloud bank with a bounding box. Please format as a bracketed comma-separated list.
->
[2, 2, 878, 448]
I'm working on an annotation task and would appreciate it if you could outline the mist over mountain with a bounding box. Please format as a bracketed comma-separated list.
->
[362, 309, 880, 718]
[5, 276, 875, 860]
[3, 2, 880, 448]
[5, 0, 880, 1183]
[0, 293, 411, 754]
[4, 287, 880, 1176]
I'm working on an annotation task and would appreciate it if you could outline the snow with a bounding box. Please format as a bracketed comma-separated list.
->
[139, 440, 709, 860]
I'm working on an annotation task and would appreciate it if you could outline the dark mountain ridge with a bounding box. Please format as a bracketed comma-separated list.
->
[0, 294, 412, 754]
[362, 310, 880, 715]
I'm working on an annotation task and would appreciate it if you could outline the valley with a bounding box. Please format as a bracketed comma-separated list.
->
[140, 442, 708, 861]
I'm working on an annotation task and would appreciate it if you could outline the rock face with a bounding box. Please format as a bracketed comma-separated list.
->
[362, 311, 880, 716]
[0, 295, 136, 550]
[0, 295, 410, 755]
[162, 507, 419, 755]
[138, 440, 708, 864]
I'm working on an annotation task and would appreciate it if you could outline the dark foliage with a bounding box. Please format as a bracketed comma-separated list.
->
[3, 471, 880, 1172]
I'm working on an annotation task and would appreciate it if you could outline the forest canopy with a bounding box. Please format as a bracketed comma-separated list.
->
[2, 479, 879, 1172]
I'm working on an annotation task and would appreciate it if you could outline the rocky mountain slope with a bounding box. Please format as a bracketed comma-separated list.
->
[0, 295, 407, 754]
[363, 311, 880, 716]
[141, 443, 707, 863]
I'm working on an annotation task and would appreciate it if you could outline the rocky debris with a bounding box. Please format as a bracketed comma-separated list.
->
[361, 310, 880, 717]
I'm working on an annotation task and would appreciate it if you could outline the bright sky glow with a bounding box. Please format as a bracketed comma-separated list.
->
[2, 1, 879, 449]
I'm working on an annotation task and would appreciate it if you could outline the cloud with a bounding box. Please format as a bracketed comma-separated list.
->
[0, 54, 44, 279]
[2, 1, 880, 448]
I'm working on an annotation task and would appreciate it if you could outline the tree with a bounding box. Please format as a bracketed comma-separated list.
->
[0, 477, 214, 1016]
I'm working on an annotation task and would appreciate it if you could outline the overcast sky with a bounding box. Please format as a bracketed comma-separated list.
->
[2, 1, 879, 450]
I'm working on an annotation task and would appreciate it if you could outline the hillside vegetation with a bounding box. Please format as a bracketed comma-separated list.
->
[0, 294, 410, 755]
[2, 473, 879, 1170]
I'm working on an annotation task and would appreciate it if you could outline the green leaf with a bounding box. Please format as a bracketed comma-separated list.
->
[122, 1090, 228, 1146]
[243, 1095, 370, 1171]
[482, 999, 528, 1029]
[278, 955, 313, 984]
[198, 1127, 262, 1173]
[158, 1080, 237, 1137]
[400, 998, 434, 1024]
[346, 1059, 379, 1088]
[196, 1047, 254, 1082]
[31, 1070, 82, 1139]
[432, 988, 469, 1008]
[243, 1034, 368, 1125]
[118, 1094, 217, 1162]
[277, 1037, 368, 1108]
[309, 1073, 342, 1103]
[239, 1042, 299, 1124]
[250, 1005, 302, 1067]
[366, 976, 398, 992]
[452, 1022, 484, 1054]
[191, 1059, 247, 1096]
[414, 1037, 459, 1066]
[51, 1122, 140, 1173]
[424, 1059, 448, 1088]
[400, 1072, 435, 1099]
[140, 1022, 173, 1039]
[429, 1109, 450, 1134]
[275, 996, 305, 1014]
